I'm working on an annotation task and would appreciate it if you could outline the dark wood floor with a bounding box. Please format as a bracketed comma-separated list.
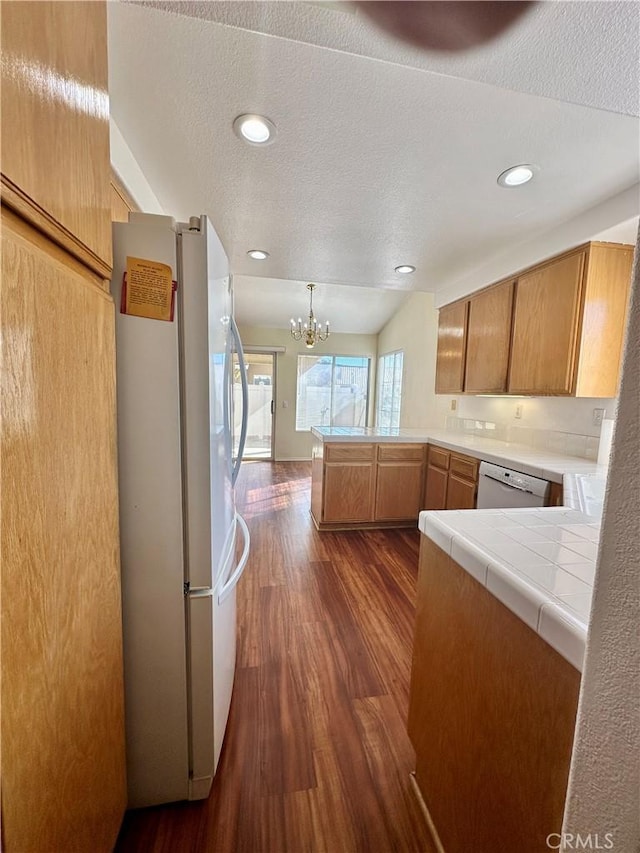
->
[116, 462, 436, 853]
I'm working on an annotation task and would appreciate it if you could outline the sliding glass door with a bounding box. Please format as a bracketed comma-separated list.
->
[232, 351, 275, 460]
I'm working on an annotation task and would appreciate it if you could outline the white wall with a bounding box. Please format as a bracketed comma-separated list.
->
[237, 325, 378, 460]
[561, 230, 640, 851]
[376, 292, 440, 428]
[110, 119, 164, 214]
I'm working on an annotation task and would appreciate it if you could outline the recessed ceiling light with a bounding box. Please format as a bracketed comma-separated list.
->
[497, 164, 537, 187]
[395, 264, 416, 274]
[247, 249, 269, 260]
[233, 114, 276, 145]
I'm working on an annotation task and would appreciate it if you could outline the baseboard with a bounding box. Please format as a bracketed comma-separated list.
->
[409, 772, 446, 853]
[274, 456, 311, 462]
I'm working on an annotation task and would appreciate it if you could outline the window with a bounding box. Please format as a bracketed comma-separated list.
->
[295, 355, 370, 431]
[376, 351, 404, 429]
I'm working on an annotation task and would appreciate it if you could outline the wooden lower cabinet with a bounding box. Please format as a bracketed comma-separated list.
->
[445, 471, 476, 509]
[375, 463, 424, 520]
[424, 445, 479, 510]
[1, 209, 126, 851]
[424, 463, 448, 510]
[548, 481, 564, 507]
[408, 537, 581, 853]
[311, 441, 426, 529]
[324, 462, 375, 523]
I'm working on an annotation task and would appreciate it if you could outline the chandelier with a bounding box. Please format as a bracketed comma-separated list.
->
[290, 283, 330, 349]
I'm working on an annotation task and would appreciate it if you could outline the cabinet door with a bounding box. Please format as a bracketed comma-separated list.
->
[323, 464, 375, 522]
[435, 301, 468, 393]
[424, 464, 448, 510]
[465, 280, 514, 393]
[509, 252, 585, 394]
[445, 473, 477, 510]
[575, 243, 633, 398]
[1, 209, 126, 852]
[375, 463, 424, 521]
[1, 1, 111, 273]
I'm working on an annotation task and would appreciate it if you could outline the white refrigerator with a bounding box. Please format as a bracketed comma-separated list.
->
[112, 212, 250, 808]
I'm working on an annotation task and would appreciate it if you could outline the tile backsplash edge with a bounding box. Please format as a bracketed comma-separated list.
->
[444, 416, 600, 460]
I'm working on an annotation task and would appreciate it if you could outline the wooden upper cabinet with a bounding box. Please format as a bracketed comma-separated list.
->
[1, 2, 112, 274]
[465, 280, 514, 393]
[508, 251, 585, 395]
[574, 243, 633, 397]
[435, 241, 631, 398]
[508, 243, 633, 397]
[435, 300, 468, 393]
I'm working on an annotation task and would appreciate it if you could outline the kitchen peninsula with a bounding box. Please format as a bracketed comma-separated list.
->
[310, 426, 600, 530]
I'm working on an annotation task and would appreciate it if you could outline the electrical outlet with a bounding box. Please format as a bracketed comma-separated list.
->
[282, 400, 289, 409]
[515, 404, 523, 419]
[593, 407, 605, 426]
[450, 399, 457, 412]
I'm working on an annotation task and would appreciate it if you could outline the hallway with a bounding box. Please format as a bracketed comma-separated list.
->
[116, 462, 435, 852]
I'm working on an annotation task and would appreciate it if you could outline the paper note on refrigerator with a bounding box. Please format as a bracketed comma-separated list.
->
[121, 256, 176, 321]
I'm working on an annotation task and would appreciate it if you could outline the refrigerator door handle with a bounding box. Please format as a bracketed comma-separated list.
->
[217, 513, 250, 605]
[230, 316, 248, 486]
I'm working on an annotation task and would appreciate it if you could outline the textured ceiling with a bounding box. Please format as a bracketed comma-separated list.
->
[139, 0, 640, 117]
[109, 1, 640, 332]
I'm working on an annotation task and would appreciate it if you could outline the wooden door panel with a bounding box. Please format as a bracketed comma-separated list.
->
[435, 301, 468, 393]
[375, 463, 424, 521]
[575, 243, 633, 397]
[324, 464, 375, 522]
[508, 253, 584, 394]
[424, 464, 448, 510]
[1, 209, 126, 852]
[465, 280, 514, 393]
[445, 473, 477, 510]
[1, 2, 111, 272]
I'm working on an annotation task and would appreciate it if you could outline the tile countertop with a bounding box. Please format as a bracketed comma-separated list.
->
[311, 427, 603, 484]
[418, 507, 600, 671]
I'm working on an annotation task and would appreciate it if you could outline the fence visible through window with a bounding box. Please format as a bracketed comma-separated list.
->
[296, 355, 370, 431]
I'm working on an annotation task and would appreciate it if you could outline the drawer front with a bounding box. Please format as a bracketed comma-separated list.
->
[428, 445, 450, 471]
[449, 453, 479, 483]
[325, 443, 375, 462]
[377, 444, 425, 463]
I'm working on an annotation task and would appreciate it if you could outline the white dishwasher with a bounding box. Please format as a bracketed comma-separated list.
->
[477, 461, 551, 509]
